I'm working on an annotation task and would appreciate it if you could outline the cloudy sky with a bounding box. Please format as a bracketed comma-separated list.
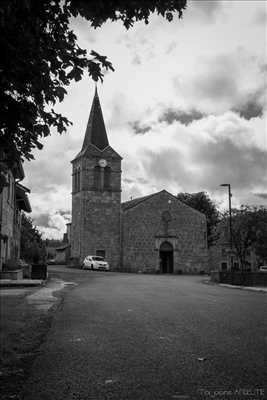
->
[23, 0, 267, 239]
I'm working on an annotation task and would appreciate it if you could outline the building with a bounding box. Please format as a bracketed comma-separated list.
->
[209, 222, 258, 272]
[0, 153, 31, 270]
[54, 223, 71, 265]
[70, 89, 208, 273]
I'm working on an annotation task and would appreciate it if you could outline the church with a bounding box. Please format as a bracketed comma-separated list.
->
[70, 89, 208, 273]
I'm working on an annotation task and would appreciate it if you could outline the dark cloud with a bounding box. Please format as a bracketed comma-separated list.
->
[194, 71, 237, 101]
[159, 108, 205, 125]
[232, 88, 265, 120]
[189, 0, 223, 21]
[254, 193, 267, 200]
[24, 154, 70, 194]
[142, 148, 189, 186]
[192, 138, 267, 191]
[173, 51, 266, 116]
[130, 121, 151, 135]
[141, 135, 267, 196]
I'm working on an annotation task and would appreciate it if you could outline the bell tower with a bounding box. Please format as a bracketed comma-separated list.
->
[71, 88, 122, 269]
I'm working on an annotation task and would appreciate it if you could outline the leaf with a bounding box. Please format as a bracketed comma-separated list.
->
[55, 87, 67, 102]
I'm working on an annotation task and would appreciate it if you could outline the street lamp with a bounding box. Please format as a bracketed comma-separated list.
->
[220, 183, 233, 270]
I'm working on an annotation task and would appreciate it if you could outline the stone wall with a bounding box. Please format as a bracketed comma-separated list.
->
[71, 145, 122, 269]
[122, 191, 208, 273]
[0, 171, 15, 269]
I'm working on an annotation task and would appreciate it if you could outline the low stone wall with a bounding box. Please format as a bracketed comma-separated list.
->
[210, 271, 267, 287]
[0, 269, 23, 280]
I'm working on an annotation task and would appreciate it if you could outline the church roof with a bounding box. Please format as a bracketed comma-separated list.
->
[122, 193, 156, 211]
[122, 189, 206, 218]
[81, 87, 109, 151]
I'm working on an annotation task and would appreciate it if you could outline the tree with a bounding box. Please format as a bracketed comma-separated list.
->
[177, 191, 220, 246]
[219, 206, 267, 270]
[0, 0, 187, 161]
[20, 213, 46, 263]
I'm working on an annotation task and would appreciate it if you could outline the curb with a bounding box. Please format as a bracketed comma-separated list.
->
[0, 279, 46, 288]
[218, 283, 267, 293]
[203, 279, 267, 293]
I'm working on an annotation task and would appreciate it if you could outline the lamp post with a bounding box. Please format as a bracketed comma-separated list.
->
[220, 183, 233, 270]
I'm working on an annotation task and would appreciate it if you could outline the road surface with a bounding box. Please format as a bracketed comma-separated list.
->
[22, 267, 266, 400]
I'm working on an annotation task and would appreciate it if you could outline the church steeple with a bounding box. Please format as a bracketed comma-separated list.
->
[82, 87, 109, 151]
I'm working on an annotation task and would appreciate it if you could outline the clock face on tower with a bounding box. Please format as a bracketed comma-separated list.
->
[98, 158, 107, 168]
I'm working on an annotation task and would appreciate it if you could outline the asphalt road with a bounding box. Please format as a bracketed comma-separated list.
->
[22, 267, 266, 400]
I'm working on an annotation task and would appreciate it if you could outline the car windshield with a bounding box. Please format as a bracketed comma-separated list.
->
[92, 257, 104, 261]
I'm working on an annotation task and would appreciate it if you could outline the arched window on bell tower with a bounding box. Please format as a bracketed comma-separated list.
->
[93, 165, 101, 190]
[77, 167, 81, 191]
[73, 167, 77, 193]
[104, 166, 111, 190]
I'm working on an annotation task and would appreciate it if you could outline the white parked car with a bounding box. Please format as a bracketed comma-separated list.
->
[82, 255, 110, 271]
[259, 265, 267, 272]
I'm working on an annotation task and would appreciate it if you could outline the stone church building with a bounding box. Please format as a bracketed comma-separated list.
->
[70, 89, 208, 273]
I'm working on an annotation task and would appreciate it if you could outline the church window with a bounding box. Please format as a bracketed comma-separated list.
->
[221, 262, 228, 271]
[93, 166, 101, 190]
[234, 262, 239, 270]
[7, 173, 10, 200]
[77, 168, 81, 191]
[73, 168, 77, 192]
[104, 166, 111, 190]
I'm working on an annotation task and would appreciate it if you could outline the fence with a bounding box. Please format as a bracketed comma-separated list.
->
[210, 271, 267, 287]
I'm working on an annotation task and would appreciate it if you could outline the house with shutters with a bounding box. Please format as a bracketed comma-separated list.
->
[70, 88, 208, 273]
[0, 152, 31, 270]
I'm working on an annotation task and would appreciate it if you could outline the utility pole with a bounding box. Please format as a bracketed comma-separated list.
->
[220, 184, 233, 271]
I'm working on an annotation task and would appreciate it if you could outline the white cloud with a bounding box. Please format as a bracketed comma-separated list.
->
[22, 1, 267, 237]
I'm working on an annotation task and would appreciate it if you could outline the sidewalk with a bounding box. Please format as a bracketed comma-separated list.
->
[204, 279, 267, 293]
[0, 278, 76, 399]
[0, 279, 45, 287]
[218, 283, 267, 293]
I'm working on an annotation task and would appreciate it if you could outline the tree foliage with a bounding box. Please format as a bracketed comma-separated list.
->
[0, 0, 187, 161]
[20, 213, 46, 263]
[219, 206, 267, 270]
[177, 191, 220, 246]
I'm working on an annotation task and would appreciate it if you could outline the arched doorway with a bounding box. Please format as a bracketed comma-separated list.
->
[159, 241, 174, 274]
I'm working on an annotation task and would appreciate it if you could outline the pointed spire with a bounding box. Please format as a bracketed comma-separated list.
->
[82, 87, 109, 151]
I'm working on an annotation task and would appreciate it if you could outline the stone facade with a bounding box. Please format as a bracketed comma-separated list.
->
[0, 169, 16, 268]
[0, 156, 31, 270]
[71, 145, 122, 269]
[122, 190, 208, 273]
